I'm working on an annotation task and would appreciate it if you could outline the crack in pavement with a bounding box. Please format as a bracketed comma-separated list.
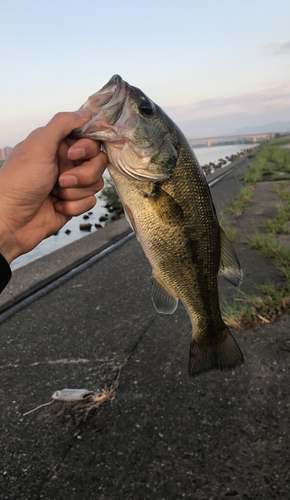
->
[0, 358, 106, 370]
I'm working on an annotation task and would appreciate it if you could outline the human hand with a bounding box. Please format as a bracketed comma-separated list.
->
[0, 111, 108, 264]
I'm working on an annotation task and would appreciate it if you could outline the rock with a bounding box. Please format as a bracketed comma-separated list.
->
[83, 214, 89, 220]
[79, 223, 92, 231]
[94, 223, 102, 229]
[65, 229, 71, 235]
[99, 216, 107, 222]
[202, 165, 211, 176]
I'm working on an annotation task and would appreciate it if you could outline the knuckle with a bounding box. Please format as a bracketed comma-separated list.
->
[94, 177, 104, 192]
[61, 201, 75, 216]
[83, 138, 100, 153]
[53, 111, 67, 121]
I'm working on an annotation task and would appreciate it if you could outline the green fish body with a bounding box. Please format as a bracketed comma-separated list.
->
[72, 75, 244, 377]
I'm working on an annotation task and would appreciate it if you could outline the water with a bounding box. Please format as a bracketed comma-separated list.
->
[193, 143, 254, 167]
[11, 172, 113, 271]
[11, 143, 255, 270]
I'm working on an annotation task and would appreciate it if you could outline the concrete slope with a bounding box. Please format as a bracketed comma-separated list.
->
[0, 158, 289, 500]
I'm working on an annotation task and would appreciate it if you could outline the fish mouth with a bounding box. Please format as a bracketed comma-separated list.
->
[81, 74, 126, 117]
[71, 75, 135, 141]
[70, 75, 170, 183]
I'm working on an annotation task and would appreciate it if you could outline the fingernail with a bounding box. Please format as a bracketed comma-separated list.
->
[68, 147, 85, 160]
[76, 109, 91, 118]
[59, 175, 78, 188]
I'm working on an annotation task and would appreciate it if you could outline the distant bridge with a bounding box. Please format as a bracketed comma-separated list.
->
[188, 132, 277, 148]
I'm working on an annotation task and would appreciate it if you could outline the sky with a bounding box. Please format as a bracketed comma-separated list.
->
[1, 0, 290, 147]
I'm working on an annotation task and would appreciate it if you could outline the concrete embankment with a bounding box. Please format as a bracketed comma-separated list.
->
[0, 218, 132, 317]
[1, 155, 290, 500]
[0, 155, 246, 317]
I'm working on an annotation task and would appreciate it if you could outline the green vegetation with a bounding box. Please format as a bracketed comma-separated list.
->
[242, 140, 290, 184]
[99, 176, 124, 213]
[223, 226, 238, 243]
[226, 185, 254, 217]
[265, 182, 290, 234]
[223, 233, 290, 329]
[220, 137, 290, 329]
[0, 160, 5, 169]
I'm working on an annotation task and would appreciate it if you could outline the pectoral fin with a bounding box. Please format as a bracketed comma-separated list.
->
[151, 273, 179, 314]
[123, 203, 137, 235]
[218, 228, 243, 287]
[146, 185, 183, 224]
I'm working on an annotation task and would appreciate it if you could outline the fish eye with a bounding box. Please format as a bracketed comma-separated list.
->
[139, 101, 153, 116]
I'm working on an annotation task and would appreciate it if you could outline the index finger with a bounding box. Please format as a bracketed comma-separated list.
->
[38, 110, 92, 152]
[67, 138, 101, 161]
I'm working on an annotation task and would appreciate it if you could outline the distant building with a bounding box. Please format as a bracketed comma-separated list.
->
[0, 146, 12, 160]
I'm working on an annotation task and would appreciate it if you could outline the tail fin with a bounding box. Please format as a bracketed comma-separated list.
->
[188, 326, 244, 377]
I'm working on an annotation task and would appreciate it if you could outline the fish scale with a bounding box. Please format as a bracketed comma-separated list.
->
[71, 74, 244, 377]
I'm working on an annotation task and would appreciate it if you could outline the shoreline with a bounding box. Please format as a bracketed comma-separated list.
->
[10, 144, 256, 272]
[0, 154, 248, 316]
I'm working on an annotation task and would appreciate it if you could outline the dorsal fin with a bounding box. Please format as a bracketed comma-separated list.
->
[218, 228, 243, 287]
[151, 273, 179, 314]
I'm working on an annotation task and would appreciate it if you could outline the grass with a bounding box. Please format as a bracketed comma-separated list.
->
[222, 283, 290, 330]
[264, 182, 290, 234]
[0, 159, 5, 169]
[220, 137, 290, 329]
[249, 234, 290, 280]
[242, 140, 290, 184]
[265, 206, 290, 234]
[226, 185, 254, 217]
[223, 226, 238, 242]
[222, 234, 290, 329]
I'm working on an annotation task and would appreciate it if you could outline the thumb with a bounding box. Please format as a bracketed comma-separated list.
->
[38, 110, 92, 151]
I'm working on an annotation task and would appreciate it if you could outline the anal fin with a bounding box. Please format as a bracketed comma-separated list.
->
[152, 273, 178, 314]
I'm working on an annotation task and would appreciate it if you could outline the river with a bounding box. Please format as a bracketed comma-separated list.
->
[11, 143, 256, 270]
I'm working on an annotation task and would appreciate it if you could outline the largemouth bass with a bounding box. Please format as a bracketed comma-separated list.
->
[71, 75, 244, 377]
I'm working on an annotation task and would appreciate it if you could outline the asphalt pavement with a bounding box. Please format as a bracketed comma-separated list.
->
[1, 157, 289, 500]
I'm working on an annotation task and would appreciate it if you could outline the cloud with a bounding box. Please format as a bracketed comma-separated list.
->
[160, 83, 290, 139]
[163, 83, 290, 123]
[262, 39, 290, 57]
[176, 109, 290, 140]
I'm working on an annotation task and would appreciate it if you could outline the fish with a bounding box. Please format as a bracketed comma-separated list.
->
[71, 75, 244, 377]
